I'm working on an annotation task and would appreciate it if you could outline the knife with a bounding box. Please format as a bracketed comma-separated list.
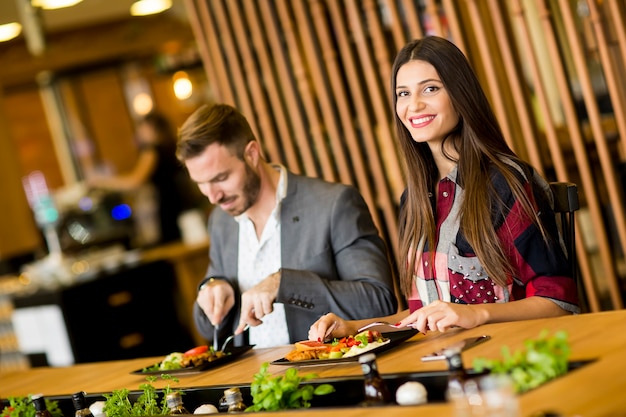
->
[420, 335, 491, 362]
[213, 324, 219, 352]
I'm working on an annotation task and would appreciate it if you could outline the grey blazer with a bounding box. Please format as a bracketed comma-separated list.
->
[193, 171, 398, 346]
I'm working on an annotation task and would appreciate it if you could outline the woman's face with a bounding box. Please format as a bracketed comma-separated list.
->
[395, 60, 459, 148]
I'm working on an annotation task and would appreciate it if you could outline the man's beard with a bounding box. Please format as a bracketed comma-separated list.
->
[224, 163, 261, 216]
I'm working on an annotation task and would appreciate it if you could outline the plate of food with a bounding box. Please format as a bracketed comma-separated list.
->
[131, 344, 255, 375]
[271, 329, 418, 366]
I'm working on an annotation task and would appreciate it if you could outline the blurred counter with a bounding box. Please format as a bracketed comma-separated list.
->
[140, 240, 209, 345]
[1, 240, 209, 368]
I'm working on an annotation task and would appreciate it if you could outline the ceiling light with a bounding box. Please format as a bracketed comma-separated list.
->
[173, 71, 193, 100]
[130, 0, 172, 16]
[31, 0, 83, 9]
[0, 22, 22, 42]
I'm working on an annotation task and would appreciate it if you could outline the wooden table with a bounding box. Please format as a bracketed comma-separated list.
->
[2, 310, 626, 416]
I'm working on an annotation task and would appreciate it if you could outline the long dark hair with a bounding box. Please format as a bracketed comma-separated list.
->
[391, 36, 546, 298]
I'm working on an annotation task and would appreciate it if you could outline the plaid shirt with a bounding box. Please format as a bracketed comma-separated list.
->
[406, 163, 580, 314]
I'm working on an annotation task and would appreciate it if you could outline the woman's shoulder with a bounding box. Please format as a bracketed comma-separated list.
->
[489, 157, 534, 184]
[488, 157, 553, 208]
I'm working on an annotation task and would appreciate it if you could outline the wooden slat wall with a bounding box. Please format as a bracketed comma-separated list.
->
[184, 0, 625, 311]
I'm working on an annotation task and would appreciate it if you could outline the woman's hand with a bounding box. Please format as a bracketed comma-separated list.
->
[396, 300, 486, 333]
[308, 313, 357, 342]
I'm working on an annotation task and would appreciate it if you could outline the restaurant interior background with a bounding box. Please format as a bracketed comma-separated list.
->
[0, 0, 624, 373]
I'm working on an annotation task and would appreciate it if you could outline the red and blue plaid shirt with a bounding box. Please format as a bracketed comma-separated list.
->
[406, 162, 580, 314]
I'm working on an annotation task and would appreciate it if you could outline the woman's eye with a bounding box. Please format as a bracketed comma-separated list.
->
[397, 90, 409, 98]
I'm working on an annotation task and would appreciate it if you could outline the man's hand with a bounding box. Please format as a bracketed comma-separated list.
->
[197, 278, 235, 326]
[236, 270, 281, 333]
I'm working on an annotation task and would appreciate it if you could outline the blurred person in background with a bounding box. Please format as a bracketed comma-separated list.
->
[88, 111, 199, 245]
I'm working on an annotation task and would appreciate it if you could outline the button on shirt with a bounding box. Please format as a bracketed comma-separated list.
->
[236, 165, 290, 348]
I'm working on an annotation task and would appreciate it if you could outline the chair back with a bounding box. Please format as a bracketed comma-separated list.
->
[549, 182, 587, 311]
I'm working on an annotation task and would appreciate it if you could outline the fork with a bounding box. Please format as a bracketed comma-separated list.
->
[357, 321, 416, 332]
[220, 324, 250, 353]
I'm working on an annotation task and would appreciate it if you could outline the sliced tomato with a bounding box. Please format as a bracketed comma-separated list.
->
[295, 340, 329, 350]
[346, 337, 361, 347]
[183, 345, 209, 356]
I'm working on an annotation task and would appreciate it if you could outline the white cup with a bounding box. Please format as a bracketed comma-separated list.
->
[451, 374, 519, 417]
[177, 209, 209, 245]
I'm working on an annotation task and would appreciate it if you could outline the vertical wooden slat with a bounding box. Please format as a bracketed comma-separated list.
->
[400, 0, 424, 40]
[464, 0, 517, 152]
[307, 0, 382, 230]
[276, 0, 335, 181]
[382, 0, 409, 51]
[292, 1, 351, 184]
[345, 0, 404, 199]
[210, 1, 258, 135]
[184, 0, 222, 103]
[424, 0, 444, 36]
[194, 0, 234, 104]
[587, 1, 626, 160]
[486, 0, 544, 173]
[535, 0, 606, 311]
[558, 0, 624, 309]
[257, 1, 318, 176]
[241, 1, 300, 171]
[363, 0, 393, 95]
[607, 0, 626, 72]
[224, 0, 281, 165]
[441, 0, 468, 54]
[326, 1, 399, 254]
[513, 0, 602, 311]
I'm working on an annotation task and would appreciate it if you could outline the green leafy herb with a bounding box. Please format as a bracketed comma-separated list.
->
[142, 353, 184, 372]
[473, 330, 570, 393]
[245, 362, 335, 412]
[1, 396, 63, 417]
[103, 374, 181, 417]
[355, 332, 370, 347]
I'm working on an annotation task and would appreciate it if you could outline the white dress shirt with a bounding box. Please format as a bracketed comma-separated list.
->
[236, 165, 290, 348]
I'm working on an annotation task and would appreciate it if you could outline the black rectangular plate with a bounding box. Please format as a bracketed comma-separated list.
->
[271, 329, 418, 366]
[131, 345, 255, 375]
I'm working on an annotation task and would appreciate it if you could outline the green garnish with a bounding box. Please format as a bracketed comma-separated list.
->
[354, 332, 370, 347]
[142, 358, 183, 372]
[245, 362, 335, 411]
[473, 330, 571, 393]
[102, 375, 181, 417]
[1, 395, 63, 417]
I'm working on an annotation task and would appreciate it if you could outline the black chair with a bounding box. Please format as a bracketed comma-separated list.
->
[549, 182, 588, 312]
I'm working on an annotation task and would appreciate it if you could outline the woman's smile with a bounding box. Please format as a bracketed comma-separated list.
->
[409, 114, 436, 128]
